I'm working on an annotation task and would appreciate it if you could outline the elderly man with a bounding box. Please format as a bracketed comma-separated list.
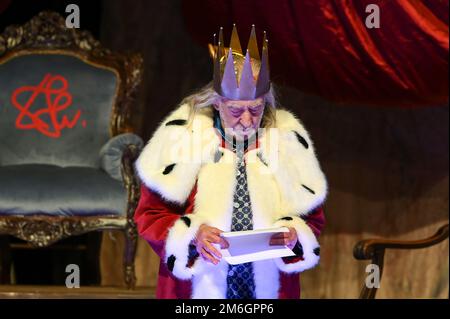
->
[134, 25, 327, 299]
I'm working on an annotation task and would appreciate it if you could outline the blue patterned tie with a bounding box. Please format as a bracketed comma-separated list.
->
[226, 146, 256, 299]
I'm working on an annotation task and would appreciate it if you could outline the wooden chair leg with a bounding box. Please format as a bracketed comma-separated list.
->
[123, 224, 137, 289]
[121, 143, 142, 290]
[358, 249, 385, 299]
[0, 236, 12, 284]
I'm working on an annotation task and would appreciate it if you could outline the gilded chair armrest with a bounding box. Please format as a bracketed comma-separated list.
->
[353, 223, 449, 260]
[99, 133, 144, 182]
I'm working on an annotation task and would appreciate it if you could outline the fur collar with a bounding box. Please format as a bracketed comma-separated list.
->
[136, 103, 328, 216]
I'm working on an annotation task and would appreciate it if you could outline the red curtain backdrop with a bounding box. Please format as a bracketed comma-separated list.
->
[182, 0, 449, 107]
[0, 0, 10, 14]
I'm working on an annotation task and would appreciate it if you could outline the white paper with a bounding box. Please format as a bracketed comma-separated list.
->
[220, 227, 295, 265]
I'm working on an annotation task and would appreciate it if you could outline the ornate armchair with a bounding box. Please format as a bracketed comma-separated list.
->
[353, 223, 449, 299]
[0, 11, 143, 288]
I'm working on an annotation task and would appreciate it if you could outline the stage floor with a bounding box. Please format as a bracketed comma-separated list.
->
[0, 285, 156, 299]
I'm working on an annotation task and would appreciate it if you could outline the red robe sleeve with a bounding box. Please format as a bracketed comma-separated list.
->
[134, 184, 196, 258]
[270, 205, 325, 273]
[281, 206, 325, 264]
[304, 206, 326, 238]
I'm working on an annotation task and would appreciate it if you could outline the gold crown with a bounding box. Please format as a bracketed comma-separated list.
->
[208, 24, 270, 100]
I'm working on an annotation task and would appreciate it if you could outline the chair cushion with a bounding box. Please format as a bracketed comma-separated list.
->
[0, 164, 127, 217]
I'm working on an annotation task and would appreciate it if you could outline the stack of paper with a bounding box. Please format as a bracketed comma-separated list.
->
[220, 227, 295, 265]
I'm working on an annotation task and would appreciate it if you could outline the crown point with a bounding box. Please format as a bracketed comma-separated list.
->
[230, 24, 243, 55]
[238, 48, 256, 99]
[247, 24, 260, 60]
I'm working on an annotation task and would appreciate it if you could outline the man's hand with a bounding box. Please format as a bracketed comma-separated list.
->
[269, 227, 298, 250]
[194, 224, 229, 265]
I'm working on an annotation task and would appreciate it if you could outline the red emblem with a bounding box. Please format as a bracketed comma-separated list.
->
[11, 73, 86, 138]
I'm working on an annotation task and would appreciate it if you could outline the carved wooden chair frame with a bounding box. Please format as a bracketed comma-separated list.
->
[0, 11, 143, 289]
[354, 223, 449, 298]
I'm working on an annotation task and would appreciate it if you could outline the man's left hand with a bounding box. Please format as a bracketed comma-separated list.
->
[269, 227, 298, 250]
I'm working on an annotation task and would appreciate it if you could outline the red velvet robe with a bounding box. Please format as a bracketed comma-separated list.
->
[134, 183, 325, 299]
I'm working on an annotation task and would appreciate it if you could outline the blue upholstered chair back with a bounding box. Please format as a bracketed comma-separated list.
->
[0, 53, 117, 168]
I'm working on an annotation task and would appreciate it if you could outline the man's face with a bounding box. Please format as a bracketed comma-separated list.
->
[215, 97, 265, 140]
